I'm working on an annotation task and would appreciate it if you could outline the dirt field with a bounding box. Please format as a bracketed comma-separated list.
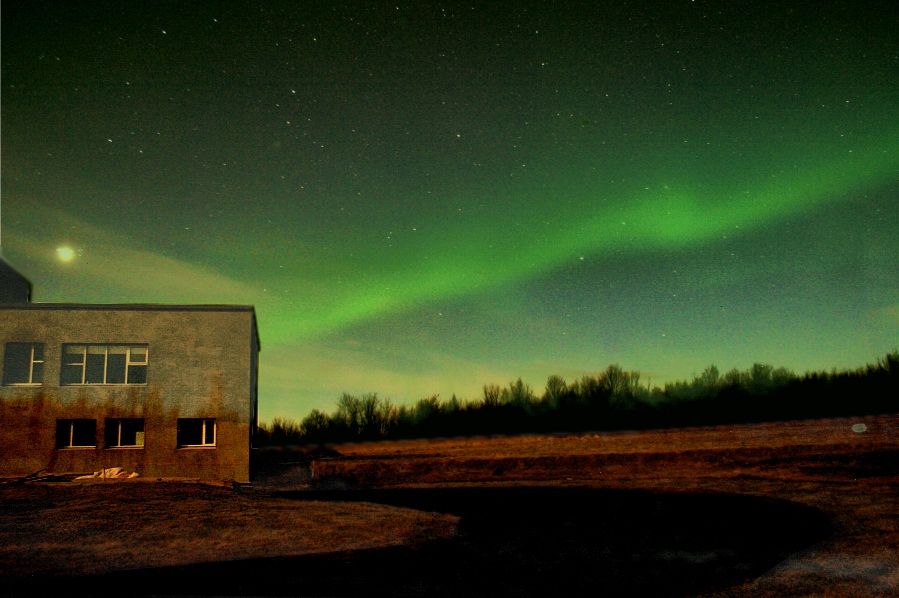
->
[0, 481, 459, 578]
[2, 414, 896, 596]
[316, 414, 899, 597]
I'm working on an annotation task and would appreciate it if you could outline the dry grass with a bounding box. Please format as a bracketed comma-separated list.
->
[2, 414, 895, 596]
[0, 481, 459, 577]
[333, 413, 898, 459]
[320, 414, 899, 597]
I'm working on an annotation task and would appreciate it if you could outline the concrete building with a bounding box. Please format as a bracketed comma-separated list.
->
[0, 258, 260, 483]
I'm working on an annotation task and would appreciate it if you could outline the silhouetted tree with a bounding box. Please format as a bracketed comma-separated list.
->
[300, 409, 330, 443]
[267, 416, 304, 445]
[542, 374, 568, 410]
[507, 378, 536, 409]
[695, 365, 720, 390]
[277, 350, 899, 444]
[482, 384, 503, 408]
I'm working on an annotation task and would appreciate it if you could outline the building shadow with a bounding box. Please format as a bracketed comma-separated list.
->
[9, 486, 832, 597]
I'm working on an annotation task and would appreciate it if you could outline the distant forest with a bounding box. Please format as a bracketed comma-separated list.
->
[256, 350, 898, 446]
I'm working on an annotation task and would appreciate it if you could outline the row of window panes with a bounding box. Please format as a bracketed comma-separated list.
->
[56, 418, 215, 448]
[3, 343, 148, 386]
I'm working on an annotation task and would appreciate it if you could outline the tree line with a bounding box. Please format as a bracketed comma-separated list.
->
[256, 350, 898, 446]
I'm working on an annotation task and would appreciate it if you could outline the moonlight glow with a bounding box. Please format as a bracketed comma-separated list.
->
[56, 247, 74, 262]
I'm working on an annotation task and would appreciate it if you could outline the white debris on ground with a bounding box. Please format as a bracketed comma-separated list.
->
[74, 468, 139, 480]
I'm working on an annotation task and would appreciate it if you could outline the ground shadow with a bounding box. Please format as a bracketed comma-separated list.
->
[8, 486, 831, 597]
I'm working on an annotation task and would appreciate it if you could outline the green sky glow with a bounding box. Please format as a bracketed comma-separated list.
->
[3, 2, 897, 419]
[252, 128, 898, 344]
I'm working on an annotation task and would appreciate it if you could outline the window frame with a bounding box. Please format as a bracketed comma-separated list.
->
[104, 418, 146, 449]
[176, 418, 217, 448]
[56, 419, 97, 449]
[61, 344, 148, 386]
[2, 342, 44, 386]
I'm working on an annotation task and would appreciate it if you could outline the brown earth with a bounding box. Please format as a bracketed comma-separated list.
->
[311, 414, 898, 597]
[0, 480, 459, 578]
[2, 414, 896, 597]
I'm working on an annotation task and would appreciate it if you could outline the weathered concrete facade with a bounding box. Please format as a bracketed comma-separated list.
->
[0, 304, 260, 483]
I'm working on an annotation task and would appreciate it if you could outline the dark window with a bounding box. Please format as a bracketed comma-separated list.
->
[128, 347, 148, 384]
[106, 348, 127, 384]
[177, 418, 216, 447]
[105, 418, 145, 448]
[3, 342, 44, 385]
[61, 345, 148, 385]
[56, 419, 97, 448]
[62, 345, 85, 385]
[85, 346, 105, 384]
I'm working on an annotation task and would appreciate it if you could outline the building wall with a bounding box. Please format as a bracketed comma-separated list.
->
[0, 305, 258, 483]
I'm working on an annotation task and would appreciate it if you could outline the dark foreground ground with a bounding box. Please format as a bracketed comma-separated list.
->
[5, 486, 832, 597]
[3, 414, 897, 597]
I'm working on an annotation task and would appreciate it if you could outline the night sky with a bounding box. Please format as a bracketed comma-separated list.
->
[3, 1, 897, 422]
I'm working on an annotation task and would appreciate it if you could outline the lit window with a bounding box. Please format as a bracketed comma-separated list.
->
[2, 342, 44, 385]
[61, 344, 148, 385]
[177, 418, 216, 447]
[105, 418, 145, 448]
[56, 419, 97, 448]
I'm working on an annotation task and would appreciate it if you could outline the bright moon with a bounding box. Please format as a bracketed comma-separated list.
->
[56, 247, 75, 261]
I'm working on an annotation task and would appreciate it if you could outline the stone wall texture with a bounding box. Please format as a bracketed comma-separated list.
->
[0, 304, 259, 483]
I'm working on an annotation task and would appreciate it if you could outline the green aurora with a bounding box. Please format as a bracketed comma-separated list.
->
[2, 2, 897, 419]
